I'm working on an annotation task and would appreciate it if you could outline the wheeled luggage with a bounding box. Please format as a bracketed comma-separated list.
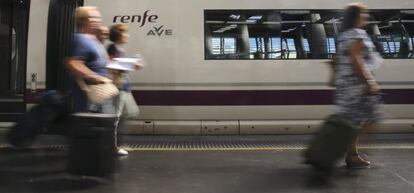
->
[304, 114, 358, 170]
[67, 113, 117, 179]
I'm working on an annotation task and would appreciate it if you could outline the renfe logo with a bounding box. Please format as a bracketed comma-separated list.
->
[112, 10, 173, 37]
[113, 10, 158, 27]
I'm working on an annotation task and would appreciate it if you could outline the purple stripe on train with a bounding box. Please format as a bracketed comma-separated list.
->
[131, 89, 414, 106]
[25, 89, 414, 106]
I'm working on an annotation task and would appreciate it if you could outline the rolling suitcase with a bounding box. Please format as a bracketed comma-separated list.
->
[304, 114, 358, 170]
[67, 113, 117, 179]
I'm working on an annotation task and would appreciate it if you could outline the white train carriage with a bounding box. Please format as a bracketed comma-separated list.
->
[2, 0, 414, 134]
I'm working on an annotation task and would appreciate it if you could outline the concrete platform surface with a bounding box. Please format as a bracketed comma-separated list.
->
[0, 135, 413, 193]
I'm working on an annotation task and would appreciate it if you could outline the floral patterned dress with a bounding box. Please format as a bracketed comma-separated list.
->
[334, 28, 385, 126]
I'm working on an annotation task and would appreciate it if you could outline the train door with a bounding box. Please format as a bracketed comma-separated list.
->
[0, 0, 30, 121]
[45, 0, 83, 91]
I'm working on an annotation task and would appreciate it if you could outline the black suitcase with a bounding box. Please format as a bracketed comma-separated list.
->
[304, 114, 358, 170]
[67, 113, 117, 179]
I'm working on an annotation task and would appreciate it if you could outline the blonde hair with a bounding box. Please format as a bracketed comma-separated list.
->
[347, 2, 367, 10]
[75, 6, 98, 31]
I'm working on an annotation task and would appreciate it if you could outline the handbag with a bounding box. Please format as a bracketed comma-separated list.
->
[76, 77, 119, 104]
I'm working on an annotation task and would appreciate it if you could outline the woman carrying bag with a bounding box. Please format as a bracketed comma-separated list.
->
[107, 24, 144, 156]
[334, 3, 386, 168]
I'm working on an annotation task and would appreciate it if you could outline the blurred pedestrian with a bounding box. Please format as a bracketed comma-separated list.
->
[66, 6, 115, 113]
[107, 24, 143, 156]
[335, 2, 386, 168]
[96, 25, 109, 44]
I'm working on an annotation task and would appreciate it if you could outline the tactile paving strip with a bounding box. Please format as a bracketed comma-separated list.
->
[2, 135, 414, 151]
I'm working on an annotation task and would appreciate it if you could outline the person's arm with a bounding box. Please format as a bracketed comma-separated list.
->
[133, 53, 145, 70]
[107, 44, 118, 60]
[134, 62, 144, 70]
[66, 57, 106, 84]
[67, 35, 107, 84]
[349, 40, 380, 94]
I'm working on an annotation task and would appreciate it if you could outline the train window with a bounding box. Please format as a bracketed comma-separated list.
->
[400, 10, 414, 58]
[249, 37, 264, 59]
[270, 37, 282, 58]
[368, 10, 402, 58]
[326, 38, 336, 55]
[211, 37, 236, 55]
[280, 10, 309, 59]
[303, 39, 310, 53]
[281, 38, 296, 59]
[307, 10, 341, 59]
[410, 38, 414, 58]
[249, 37, 283, 59]
[205, 9, 414, 60]
[211, 38, 221, 55]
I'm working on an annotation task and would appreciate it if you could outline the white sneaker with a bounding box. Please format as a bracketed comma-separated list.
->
[117, 148, 128, 156]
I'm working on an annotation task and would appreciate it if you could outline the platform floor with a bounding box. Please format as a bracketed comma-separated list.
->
[1, 134, 414, 193]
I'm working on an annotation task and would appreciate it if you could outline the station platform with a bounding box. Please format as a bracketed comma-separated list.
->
[0, 134, 414, 193]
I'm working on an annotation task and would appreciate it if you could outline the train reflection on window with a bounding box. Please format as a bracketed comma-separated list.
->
[212, 37, 236, 55]
[205, 9, 414, 59]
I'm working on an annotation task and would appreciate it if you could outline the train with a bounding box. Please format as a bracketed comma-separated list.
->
[1, 0, 414, 134]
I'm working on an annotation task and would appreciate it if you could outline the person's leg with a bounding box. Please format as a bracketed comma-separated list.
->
[346, 122, 376, 168]
[116, 115, 128, 155]
[349, 136, 358, 155]
[114, 92, 128, 155]
[90, 95, 120, 154]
